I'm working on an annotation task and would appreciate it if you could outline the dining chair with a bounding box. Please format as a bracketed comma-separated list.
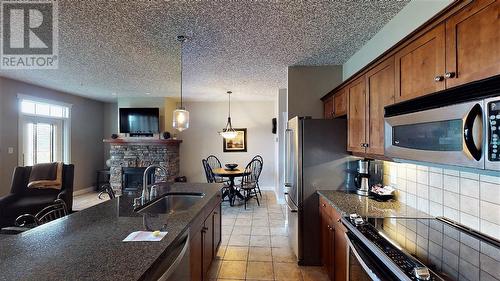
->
[251, 155, 264, 197]
[205, 155, 230, 184]
[239, 158, 263, 209]
[202, 159, 214, 183]
[1, 199, 69, 234]
[98, 184, 116, 200]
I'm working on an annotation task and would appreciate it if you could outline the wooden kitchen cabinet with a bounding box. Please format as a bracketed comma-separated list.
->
[323, 96, 334, 119]
[445, 0, 500, 88]
[334, 88, 347, 117]
[365, 57, 395, 155]
[347, 77, 367, 153]
[190, 196, 222, 281]
[395, 23, 446, 102]
[332, 209, 347, 281]
[319, 196, 348, 281]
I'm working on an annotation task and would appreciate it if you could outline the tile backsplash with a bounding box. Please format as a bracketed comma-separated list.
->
[383, 162, 500, 240]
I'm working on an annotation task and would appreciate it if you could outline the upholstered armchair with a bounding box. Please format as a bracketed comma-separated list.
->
[0, 164, 74, 228]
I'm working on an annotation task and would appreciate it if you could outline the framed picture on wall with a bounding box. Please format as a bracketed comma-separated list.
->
[223, 128, 247, 152]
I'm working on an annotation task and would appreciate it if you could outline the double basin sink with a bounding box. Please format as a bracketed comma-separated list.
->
[134, 192, 205, 215]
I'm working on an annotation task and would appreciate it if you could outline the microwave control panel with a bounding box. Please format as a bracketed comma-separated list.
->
[488, 101, 500, 161]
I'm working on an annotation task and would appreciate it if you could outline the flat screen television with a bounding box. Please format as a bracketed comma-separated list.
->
[119, 108, 160, 136]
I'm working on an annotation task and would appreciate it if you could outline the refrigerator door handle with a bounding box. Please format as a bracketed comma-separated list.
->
[284, 128, 293, 188]
[285, 194, 298, 212]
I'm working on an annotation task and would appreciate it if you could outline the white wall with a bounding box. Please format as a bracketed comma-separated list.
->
[178, 101, 276, 189]
[287, 65, 343, 119]
[343, 0, 454, 80]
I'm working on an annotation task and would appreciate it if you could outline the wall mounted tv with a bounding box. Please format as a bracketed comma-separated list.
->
[119, 108, 160, 136]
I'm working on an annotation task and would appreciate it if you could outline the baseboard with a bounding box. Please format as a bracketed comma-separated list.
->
[73, 186, 95, 196]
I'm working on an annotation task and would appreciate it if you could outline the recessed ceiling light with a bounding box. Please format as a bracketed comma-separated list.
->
[145, 92, 151, 95]
[111, 92, 117, 96]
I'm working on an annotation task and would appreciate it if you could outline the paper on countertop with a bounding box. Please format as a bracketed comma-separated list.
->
[123, 231, 168, 242]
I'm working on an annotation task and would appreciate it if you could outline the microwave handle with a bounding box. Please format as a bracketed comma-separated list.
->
[464, 103, 483, 161]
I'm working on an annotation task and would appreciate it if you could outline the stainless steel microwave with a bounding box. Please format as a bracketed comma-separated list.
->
[384, 96, 500, 171]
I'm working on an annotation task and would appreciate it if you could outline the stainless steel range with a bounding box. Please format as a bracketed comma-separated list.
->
[342, 215, 500, 281]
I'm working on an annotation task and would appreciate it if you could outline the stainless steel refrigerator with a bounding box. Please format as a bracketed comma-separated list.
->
[284, 116, 353, 265]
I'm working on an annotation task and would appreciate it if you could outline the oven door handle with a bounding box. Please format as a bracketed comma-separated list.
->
[464, 103, 483, 161]
[345, 233, 382, 281]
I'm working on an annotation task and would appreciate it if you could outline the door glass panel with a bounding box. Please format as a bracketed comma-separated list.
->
[393, 119, 463, 151]
[35, 123, 53, 164]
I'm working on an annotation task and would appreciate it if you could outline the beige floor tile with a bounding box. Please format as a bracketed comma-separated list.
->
[251, 226, 270, 236]
[270, 226, 287, 236]
[222, 226, 233, 235]
[271, 235, 289, 248]
[218, 261, 247, 279]
[215, 245, 227, 260]
[232, 226, 251, 235]
[252, 219, 270, 227]
[224, 246, 249, 261]
[269, 219, 286, 227]
[272, 247, 296, 263]
[250, 235, 271, 247]
[301, 266, 329, 281]
[274, 262, 303, 281]
[228, 235, 250, 246]
[246, 261, 274, 280]
[248, 247, 272, 262]
[208, 260, 222, 279]
[221, 235, 230, 245]
[234, 218, 249, 226]
[222, 218, 236, 226]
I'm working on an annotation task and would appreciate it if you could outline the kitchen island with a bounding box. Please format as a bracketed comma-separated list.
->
[0, 182, 222, 281]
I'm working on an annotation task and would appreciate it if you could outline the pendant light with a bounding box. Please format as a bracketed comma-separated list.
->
[219, 91, 238, 139]
[173, 35, 189, 131]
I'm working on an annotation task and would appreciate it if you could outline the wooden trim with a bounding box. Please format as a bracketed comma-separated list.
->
[321, 0, 472, 101]
[351, 152, 393, 161]
[103, 138, 182, 145]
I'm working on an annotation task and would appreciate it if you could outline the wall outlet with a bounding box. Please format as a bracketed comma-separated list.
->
[8, 147, 14, 154]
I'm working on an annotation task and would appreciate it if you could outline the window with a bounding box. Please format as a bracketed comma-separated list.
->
[18, 95, 71, 166]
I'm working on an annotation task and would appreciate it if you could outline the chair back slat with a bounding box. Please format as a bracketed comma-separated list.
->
[243, 158, 262, 185]
[206, 155, 222, 170]
[202, 159, 216, 183]
[35, 199, 68, 225]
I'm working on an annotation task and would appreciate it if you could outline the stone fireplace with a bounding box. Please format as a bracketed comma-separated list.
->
[105, 139, 182, 194]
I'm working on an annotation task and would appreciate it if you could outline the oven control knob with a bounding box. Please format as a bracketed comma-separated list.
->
[354, 217, 364, 225]
[349, 213, 359, 220]
[413, 267, 431, 280]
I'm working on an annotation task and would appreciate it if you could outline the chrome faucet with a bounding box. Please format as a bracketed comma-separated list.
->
[141, 165, 168, 205]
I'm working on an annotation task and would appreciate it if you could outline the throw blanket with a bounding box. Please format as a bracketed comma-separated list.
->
[28, 162, 63, 190]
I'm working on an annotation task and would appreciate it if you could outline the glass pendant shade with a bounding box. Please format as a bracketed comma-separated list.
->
[173, 108, 189, 131]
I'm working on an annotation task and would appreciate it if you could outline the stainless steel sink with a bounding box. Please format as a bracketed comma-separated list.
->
[136, 192, 205, 214]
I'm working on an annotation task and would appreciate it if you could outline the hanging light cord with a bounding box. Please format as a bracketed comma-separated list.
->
[180, 39, 183, 108]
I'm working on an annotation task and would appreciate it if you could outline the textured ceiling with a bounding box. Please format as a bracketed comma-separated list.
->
[0, 0, 409, 102]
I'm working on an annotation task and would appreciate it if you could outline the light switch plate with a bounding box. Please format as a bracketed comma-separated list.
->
[8, 147, 14, 154]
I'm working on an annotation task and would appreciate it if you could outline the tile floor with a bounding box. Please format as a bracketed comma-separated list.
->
[209, 191, 329, 281]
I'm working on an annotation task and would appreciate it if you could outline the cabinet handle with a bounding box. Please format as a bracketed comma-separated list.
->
[434, 75, 444, 82]
[337, 219, 341, 223]
[214, 212, 218, 215]
[203, 227, 209, 231]
[322, 203, 326, 207]
[445, 72, 455, 79]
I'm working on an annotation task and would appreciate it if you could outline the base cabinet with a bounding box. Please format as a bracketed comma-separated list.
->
[319, 196, 347, 281]
[190, 195, 222, 281]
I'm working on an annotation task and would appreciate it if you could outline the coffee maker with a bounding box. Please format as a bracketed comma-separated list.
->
[353, 159, 384, 196]
[354, 159, 371, 196]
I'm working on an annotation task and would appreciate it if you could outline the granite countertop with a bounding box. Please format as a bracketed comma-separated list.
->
[317, 190, 431, 218]
[0, 182, 222, 281]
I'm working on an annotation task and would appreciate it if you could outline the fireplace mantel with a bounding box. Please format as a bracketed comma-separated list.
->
[103, 138, 182, 145]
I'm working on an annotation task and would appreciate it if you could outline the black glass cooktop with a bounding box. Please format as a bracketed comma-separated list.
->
[348, 216, 500, 281]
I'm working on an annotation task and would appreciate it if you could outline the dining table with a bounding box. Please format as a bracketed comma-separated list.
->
[212, 167, 250, 206]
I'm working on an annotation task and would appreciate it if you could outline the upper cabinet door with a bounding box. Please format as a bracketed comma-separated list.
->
[366, 57, 395, 155]
[323, 96, 334, 119]
[334, 88, 347, 117]
[445, 0, 500, 88]
[395, 23, 446, 102]
[347, 77, 366, 153]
